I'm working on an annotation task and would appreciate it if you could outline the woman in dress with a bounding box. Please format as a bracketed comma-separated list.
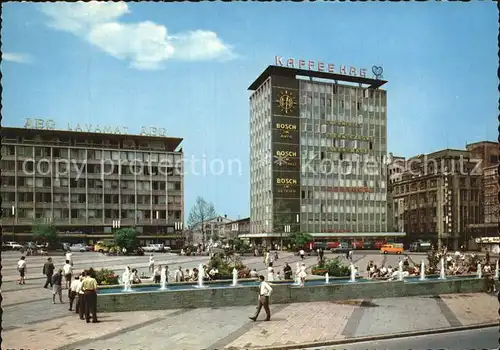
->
[298, 263, 307, 287]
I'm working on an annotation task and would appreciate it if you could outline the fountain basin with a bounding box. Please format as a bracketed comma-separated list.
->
[97, 276, 487, 313]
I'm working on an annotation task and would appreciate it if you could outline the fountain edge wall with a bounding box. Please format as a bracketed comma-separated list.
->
[97, 277, 487, 313]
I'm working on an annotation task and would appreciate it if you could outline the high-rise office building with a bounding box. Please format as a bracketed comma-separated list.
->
[1, 125, 185, 247]
[248, 61, 396, 246]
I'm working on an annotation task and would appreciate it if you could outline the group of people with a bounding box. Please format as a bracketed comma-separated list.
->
[67, 271, 100, 323]
[17, 252, 99, 323]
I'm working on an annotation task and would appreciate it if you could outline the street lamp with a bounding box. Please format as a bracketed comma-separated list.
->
[11, 205, 15, 242]
[175, 221, 183, 249]
[283, 225, 291, 251]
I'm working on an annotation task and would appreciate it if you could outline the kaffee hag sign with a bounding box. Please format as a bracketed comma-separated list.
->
[274, 56, 367, 78]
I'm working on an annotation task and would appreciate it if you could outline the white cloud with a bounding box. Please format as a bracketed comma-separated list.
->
[39, 2, 235, 70]
[3, 52, 33, 64]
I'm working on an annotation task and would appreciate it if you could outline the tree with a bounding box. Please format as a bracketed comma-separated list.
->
[187, 196, 217, 248]
[289, 232, 313, 249]
[114, 228, 139, 252]
[33, 222, 59, 247]
[211, 232, 220, 243]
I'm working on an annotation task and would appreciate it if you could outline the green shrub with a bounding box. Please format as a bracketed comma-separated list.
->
[312, 257, 349, 277]
[92, 268, 119, 285]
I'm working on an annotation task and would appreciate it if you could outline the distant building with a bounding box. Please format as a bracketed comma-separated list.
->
[1, 126, 185, 247]
[386, 154, 406, 232]
[467, 158, 499, 251]
[221, 217, 250, 240]
[389, 148, 482, 250]
[189, 215, 233, 245]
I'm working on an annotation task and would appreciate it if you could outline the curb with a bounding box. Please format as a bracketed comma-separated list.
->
[253, 322, 498, 350]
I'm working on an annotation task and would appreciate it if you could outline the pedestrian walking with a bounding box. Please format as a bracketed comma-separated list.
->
[43, 257, 55, 288]
[63, 260, 73, 289]
[65, 251, 73, 266]
[249, 275, 272, 322]
[52, 268, 64, 304]
[299, 249, 305, 260]
[17, 256, 27, 285]
[82, 272, 99, 323]
[149, 254, 155, 273]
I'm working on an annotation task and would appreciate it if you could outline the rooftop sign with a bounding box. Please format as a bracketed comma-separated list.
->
[23, 118, 167, 137]
[274, 56, 384, 80]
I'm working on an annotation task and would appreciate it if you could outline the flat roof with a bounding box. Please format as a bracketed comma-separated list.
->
[248, 65, 388, 91]
[2, 127, 183, 151]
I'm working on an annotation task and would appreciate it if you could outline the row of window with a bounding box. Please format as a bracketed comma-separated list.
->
[2, 146, 182, 161]
[1, 176, 181, 191]
[6, 192, 182, 205]
[12, 209, 182, 220]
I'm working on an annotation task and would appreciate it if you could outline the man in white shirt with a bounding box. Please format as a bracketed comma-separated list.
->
[65, 251, 73, 266]
[249, 275, 272, 321]
[17, 256, 27, 285]
[68, 275, 80, 311]
[63, 260, 73, 289]
[76, 273, 85, 319]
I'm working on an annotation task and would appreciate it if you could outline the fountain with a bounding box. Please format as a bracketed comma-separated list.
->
[439, 258, 446, 280]
[196, 263, 207, 288]
[160, 266, 167, 290]
[398, 260, 404, 281]
[495, 260, 499, 279]
[122, 267, 132, 292]
[420, 260, 426, 281]
[325, 272, 329, 284]
[477, 263, 482, 278]
[349, 264, 356, 282]
[294, 262, 301, 285]
[231, 268, 239, 286]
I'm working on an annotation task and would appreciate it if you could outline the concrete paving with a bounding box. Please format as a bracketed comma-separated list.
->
[3, 251, 497, 350]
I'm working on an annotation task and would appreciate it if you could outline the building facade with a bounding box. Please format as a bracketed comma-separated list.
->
[389, 149, 482, 249]
[386, 154, 406, 232]
[249, 64, 397, 245]
[1, 126, 185, 246]
[220, 217, 250, 240]
[188, 215, 233, 245]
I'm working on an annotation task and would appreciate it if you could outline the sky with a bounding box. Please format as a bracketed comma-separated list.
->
[2, 2, 498, 220]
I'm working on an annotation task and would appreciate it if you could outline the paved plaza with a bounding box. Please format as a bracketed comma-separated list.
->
[2, 251, 497, 349]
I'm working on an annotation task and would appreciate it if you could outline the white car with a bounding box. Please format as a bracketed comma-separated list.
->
[5, 241, 23, 250]
[69, 244, 89, 252]
[142, 244, 164, 253]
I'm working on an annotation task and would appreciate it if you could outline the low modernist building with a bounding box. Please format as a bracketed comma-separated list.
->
[1, 125, 185, 247]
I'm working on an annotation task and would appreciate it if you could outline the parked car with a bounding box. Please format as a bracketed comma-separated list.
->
[331, 242, 349, 253]
[5, 241, 23, 250]
[94, 240, 114, 253]
[142, 244, 164, 253]
[380, 243, 404, 255]
[69, 243, 89, 252]
[409, 241, 432, 252]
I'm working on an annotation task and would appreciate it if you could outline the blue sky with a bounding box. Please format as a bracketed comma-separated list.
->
[2, 2, 497, 220]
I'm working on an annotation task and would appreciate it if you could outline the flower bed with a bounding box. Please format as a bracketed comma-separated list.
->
[87, 268, 119, 286]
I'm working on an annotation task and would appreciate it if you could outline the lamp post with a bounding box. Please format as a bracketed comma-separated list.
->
[175, 221, 183, 249]
[283, 225, 290, 251]
[11, 205, 15, 242]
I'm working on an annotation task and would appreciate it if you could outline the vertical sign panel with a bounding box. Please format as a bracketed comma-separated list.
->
[271, 75, 300, 233]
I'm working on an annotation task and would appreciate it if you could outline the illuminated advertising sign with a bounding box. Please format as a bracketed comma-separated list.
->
[274, 55, 367, 78]
[272, 143, 300, 171]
